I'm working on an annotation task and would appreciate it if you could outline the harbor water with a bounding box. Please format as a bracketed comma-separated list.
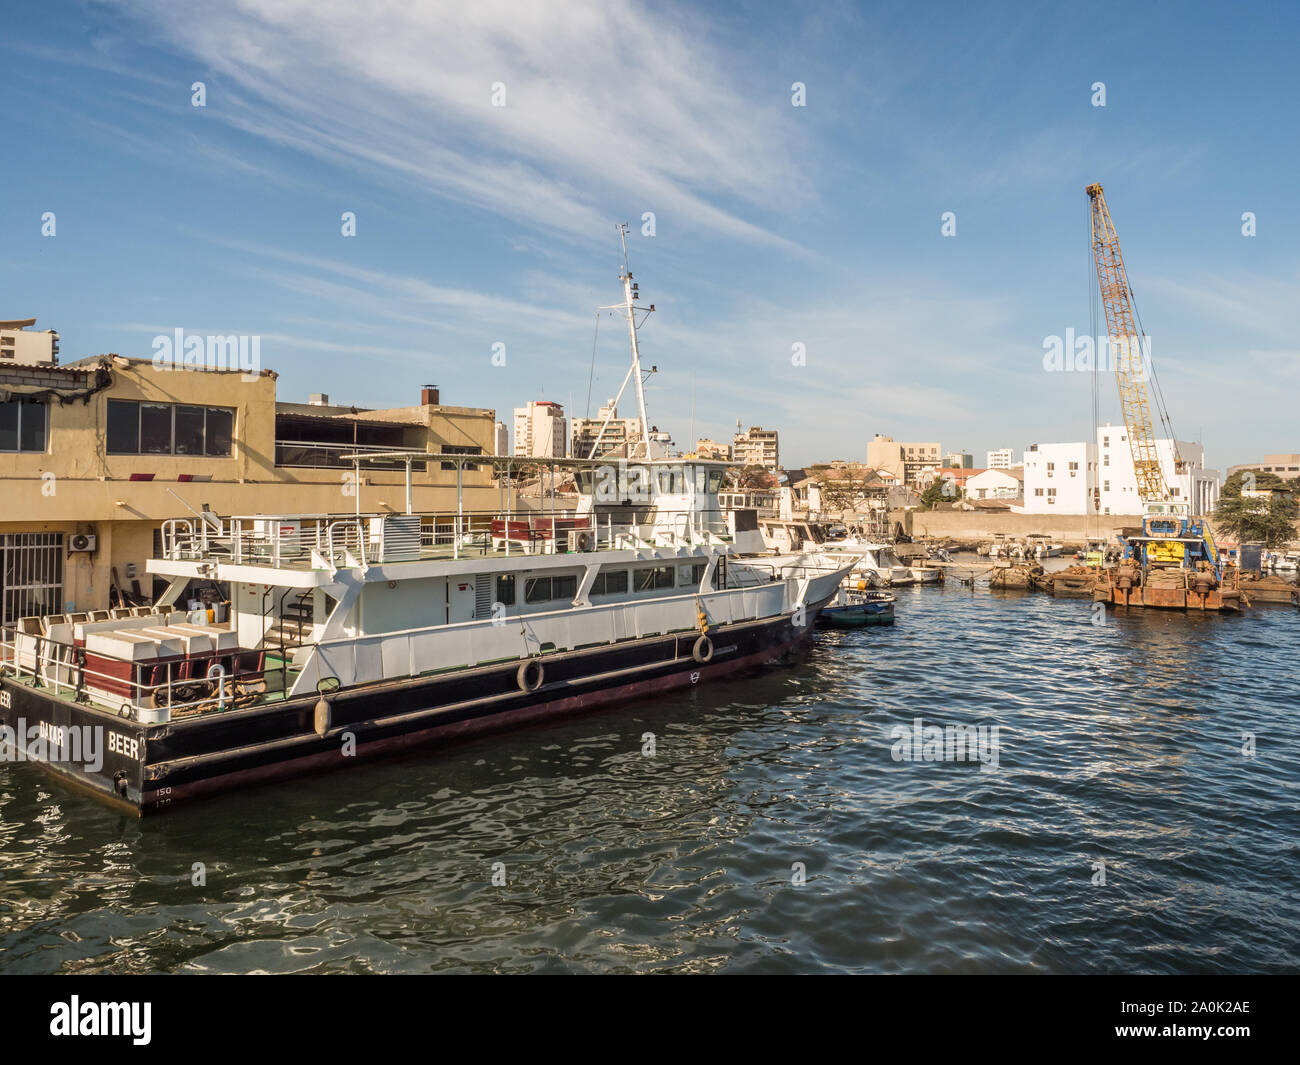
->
[2, 583, 1297, 973]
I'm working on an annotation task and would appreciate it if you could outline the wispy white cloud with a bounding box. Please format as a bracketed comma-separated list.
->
[108, 0, 813, 250]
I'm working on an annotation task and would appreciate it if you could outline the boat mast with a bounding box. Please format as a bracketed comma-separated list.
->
[587, 223, 654, 460]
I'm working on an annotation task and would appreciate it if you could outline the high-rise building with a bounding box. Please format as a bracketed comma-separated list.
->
[732, 426, 779, 469]
[512, 400, 567, 458]
[494, 420, 509, 456]
[986, 448, 1015, 469]
[571, 400, 644, 459]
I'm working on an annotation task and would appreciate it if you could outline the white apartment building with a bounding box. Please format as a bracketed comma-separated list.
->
[1021, 427, 1220, 515]
[512, 400, 567, 458]
[1094, 425, 1219, 516]
[986, 448, 1015, 469]
[0, 318, 60, 366]
[1022, 442, 1097, 514]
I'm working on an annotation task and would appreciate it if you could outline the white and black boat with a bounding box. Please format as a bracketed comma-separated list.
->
[0, 235, 852, 814]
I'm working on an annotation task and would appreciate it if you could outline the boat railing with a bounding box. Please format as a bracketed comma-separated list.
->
[151, 507, 738, 570]
[0, 621, 276, 722]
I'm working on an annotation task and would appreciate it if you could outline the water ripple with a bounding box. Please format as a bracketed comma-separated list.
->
[1, 583, 1297, 972]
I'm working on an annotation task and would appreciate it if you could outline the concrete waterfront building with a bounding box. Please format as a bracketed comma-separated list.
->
[571, 400, 644, 459]
[732, 426, 779, 470]
[694, 438, 731, 461]
[866, 434, 941, 487]
[1019, 427, 1219, 516]
[512, 399, 567, 458]
[0, 318, 60, 366]
[1, 355, 501, 625]
[1094, 425, 1218, 516]
[986, 448, 1016, 470]
[1226, 453, 1300, 479]
[1021, 442, 1098, 514]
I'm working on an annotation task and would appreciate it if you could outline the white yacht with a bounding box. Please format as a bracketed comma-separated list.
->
[818, 537, 939, 586]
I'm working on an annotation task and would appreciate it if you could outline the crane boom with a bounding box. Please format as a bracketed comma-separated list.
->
[1085, 183, 1169, 506]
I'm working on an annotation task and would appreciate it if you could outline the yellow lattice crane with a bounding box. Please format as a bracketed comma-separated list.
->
[1085, 183, 1170, 508]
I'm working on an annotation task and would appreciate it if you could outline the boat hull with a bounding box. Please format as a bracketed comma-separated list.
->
[1, 596, 832, 814]
[817, 607, 894, 627]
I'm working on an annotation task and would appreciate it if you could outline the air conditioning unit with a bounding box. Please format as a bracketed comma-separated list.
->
[567, 529, 594, 552]
[69, 533, 97, 553]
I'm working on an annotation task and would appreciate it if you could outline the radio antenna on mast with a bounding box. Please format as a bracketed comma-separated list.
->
[587, 222, 657, 459]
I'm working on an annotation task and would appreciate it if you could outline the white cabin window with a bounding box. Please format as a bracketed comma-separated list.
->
[495, 574, 516, 605]
[635, 565, 675, 591]
[591, 568, 629, 596]
[524, 574, 577, 603]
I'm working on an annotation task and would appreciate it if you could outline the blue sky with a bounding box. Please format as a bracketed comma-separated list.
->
[3, 0, 1297, 469]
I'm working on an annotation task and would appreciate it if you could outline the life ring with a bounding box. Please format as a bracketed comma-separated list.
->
[517, 658, 544, 692]
[692, 634, 714, 664]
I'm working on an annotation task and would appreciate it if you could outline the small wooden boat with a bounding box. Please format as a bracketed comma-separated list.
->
[817, 589, 896, 627]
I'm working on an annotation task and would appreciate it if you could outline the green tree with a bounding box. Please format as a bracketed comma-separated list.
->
[920, 474, 961, 511]
[1214, 472, 1299, 547]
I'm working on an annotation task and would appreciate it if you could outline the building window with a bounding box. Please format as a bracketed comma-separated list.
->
[1103, 454, 1109, 466]
[1104, 481, 1110, 491]
[106, 400, 235, 456]
[1, 532, 64, 625]
[0, 400, 47, 452]
[591, 568, 629, 596]
[440, 445, 482, 471]
[1034, 488, 1044, 497]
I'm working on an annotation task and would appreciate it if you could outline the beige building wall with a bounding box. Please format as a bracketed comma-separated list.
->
[1, 357, 506, 620]
[866, 434, 941, 485]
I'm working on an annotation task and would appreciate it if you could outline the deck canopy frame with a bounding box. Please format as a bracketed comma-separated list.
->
[337, 450, 739, 560]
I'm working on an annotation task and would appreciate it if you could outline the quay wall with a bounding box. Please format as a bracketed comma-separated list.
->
[901, 510, 1144, 544]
